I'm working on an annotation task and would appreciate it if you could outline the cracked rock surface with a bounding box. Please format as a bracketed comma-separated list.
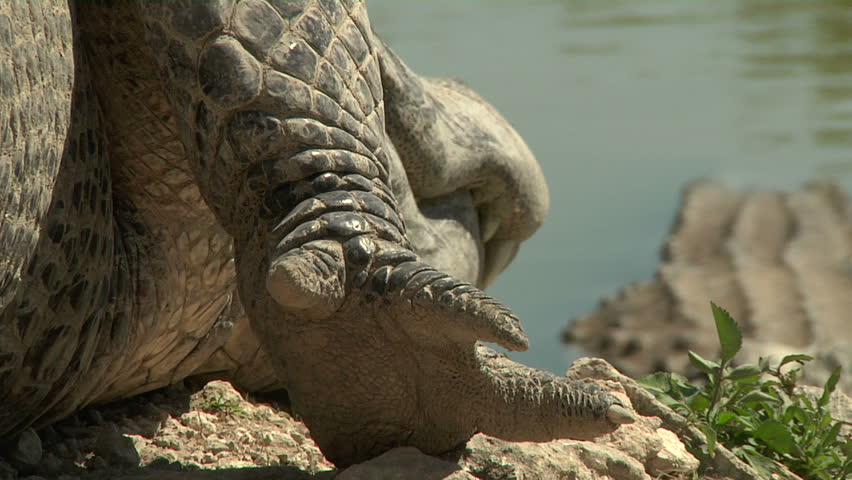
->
[6, 361, 842, 479]
[0, 362, 747, 480]
[0, 380, 333, 480]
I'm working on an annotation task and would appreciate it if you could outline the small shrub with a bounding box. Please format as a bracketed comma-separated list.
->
[201, 395, 245, 417]
[639, 302, 851, 480]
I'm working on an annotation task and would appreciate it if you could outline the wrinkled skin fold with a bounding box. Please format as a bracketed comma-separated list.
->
[0, 0, 630, 467]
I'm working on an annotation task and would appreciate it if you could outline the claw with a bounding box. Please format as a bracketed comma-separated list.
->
[372, 257, 530, 351]
[266, 240, 346, 317]
[479, 208, 501, 244]
[481, 239, 519, 287]
[606, 404, 636, 425]
[475, 345, 631, 442]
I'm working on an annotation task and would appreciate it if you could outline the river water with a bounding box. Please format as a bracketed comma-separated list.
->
[370, 0, 852, 374]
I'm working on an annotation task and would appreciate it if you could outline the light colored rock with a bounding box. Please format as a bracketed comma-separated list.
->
[569, 357, 798, 480]
[131, 381, 333, 473]
[180, 411, 217, 433]
[458, 434, 647, 480]
[647, 428, 699, 476]
[333, 359, 700, 480]
[188, 380, 244, 413]
[455, 408, 698, 480]
[151, 435, 182, 450]
[25, 373, 844, 479]
[338, 447, 476, 480]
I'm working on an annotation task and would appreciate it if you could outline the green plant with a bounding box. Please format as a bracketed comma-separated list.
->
[639, 302, 851, 480]
[201, 395, 245, 417]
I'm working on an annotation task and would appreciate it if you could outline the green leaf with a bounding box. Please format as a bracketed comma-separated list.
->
[674, 380, 700, 398]
[727, 364, 762, 380]
[711, 302, 742, 364]
[739, 390, 780, 405]
[715, 411, 737, 426]
[819, 367, 841, 407]
[732, 376, 762, 388]
[801, 393, 817, 411]
[637, 372, 675, 394]
[734, 446, 780, 479]
[638, 373, 697, 409]
[819, 411, 834, 429]
[690, 393, 711, 413]
[782, 405, 807, 424]
[816, 422, 843, 456]
[753, 419, 795, 455]
[669, 372, 691, 385]
[779, 354, 813, 367]
[735, 413, 759, 430]
[654, 393, 686, 410]
[708, 396, 731, 420]
[688, 350, 720, 376]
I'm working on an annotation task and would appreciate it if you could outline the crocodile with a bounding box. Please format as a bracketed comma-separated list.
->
[0, 0, 631, 467]
[565, 180, 852, 394]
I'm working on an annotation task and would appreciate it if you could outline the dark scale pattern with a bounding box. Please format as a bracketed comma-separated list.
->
[231, 0, 285, 57]
[0, 2, 73, 312]
[135, 0, 388, 234]
[68, 1, 240, 406]
[355, 254, 530, 352]
[0, 3, 129, 433]
[199, 37, 263, 109]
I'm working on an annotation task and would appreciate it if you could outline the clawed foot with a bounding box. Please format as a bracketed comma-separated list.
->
[239, 235, 633, 466]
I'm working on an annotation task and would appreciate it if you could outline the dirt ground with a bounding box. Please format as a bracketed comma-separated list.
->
[0, 380, 338, 479]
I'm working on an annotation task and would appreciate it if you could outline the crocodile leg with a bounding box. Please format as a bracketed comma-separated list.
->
[378, 39, 550, 287]
[135, 0, 630, 466]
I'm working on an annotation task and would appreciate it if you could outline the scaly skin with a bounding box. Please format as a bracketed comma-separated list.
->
[1, 0, 631, 467]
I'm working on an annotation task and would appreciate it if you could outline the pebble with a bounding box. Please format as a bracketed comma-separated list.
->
[9, 428, 42, 467]
[52, 441, 69, 459]
[93, 423, 140, 468]
[55, 416, 85, 438]
[291, 431, 306, 445]
[152, 435, 182, 450]
[148, 452, 181, 470]
[39, 453, 63, 475]
[37, 425, 60, 445]
[83, 409, 104, 426]
[0, 460, 17, 479]
[62, 438, 80, 454]
[180, 411, 217, 433]
[205, 437, 231, 454]
[234, 427, 254, 444]
[88, 456, 108, 470]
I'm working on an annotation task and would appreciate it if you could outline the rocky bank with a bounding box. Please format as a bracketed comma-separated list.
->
[6, 357, 843, 480]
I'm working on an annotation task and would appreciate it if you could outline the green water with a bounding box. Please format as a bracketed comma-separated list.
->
[370, 0, 852, 374]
